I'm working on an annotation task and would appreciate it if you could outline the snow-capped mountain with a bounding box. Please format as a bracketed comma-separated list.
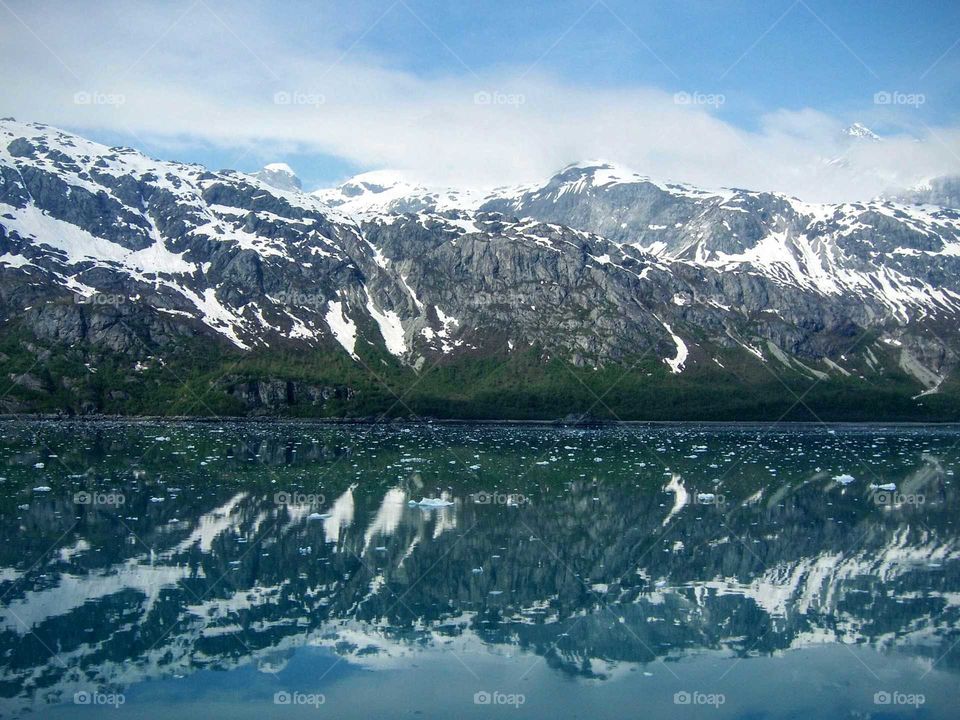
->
[825, 122, 882, 173]
[476, 161, 960, 313]
[0, 119, 958, 416]
[843, 122, 881, 142]
[311, 169, 490, 216]
[250, 162, 302, 192]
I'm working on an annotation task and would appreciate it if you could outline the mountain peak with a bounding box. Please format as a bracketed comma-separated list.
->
[251, 163, 302, 192]
[337, 170, 416, 196]
[263, 162, 295, 174]
[843, 122, 881, 141]
[312, 170, 431, 214]
[562, 159, 617, 171]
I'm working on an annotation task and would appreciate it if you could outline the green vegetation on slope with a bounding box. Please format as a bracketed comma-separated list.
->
[0, 321, 957, 422]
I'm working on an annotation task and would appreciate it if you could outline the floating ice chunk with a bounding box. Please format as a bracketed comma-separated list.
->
[414, 497, 454, 507]
[870, 483, 896, 491]
[833, 474, 855, 485]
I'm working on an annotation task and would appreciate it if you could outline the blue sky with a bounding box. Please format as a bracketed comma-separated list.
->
[2, 0, 959, 199]
[323, 0, 959, 120]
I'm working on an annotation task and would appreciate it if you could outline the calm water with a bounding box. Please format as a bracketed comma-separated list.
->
[0, 421, 958, 718]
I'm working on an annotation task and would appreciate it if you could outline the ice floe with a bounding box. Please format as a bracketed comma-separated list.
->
[409, 497, 454, 507]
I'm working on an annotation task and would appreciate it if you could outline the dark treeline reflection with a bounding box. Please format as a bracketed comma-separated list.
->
[0, 421, 958, 712]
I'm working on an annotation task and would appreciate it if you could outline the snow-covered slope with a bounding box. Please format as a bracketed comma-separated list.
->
[312, 169, 491, 217]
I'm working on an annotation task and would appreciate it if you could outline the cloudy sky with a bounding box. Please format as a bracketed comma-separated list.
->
[2, 0, 959, 200]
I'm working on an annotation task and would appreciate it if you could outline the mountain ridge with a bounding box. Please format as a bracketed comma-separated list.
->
[0, 119, 958, 419]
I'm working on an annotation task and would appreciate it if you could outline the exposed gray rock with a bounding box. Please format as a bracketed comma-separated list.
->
[220, 375, 355, 412]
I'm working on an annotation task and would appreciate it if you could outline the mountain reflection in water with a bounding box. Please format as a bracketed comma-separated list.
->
[0, 421, 958, 718]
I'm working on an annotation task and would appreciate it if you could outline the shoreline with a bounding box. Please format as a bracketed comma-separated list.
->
[0, 413, 958, 428]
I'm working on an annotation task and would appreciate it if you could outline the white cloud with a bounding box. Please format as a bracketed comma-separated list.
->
[1, 0, 957, 201]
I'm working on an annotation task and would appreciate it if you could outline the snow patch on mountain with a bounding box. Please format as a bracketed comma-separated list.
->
[3, 203, 198, 277]
[325, 301, 358, 358]
[364, 292, 407, 356]
[657, 318, 688, 374]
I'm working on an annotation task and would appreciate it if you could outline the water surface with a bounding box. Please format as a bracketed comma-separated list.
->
[0, 421, 958, 718]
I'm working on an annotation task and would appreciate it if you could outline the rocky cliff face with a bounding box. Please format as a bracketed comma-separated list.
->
[0, 119, 958, 415]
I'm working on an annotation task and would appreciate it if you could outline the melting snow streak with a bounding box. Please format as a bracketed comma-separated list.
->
[365, 293, 407, 356]
[658, 318, 688, 373]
